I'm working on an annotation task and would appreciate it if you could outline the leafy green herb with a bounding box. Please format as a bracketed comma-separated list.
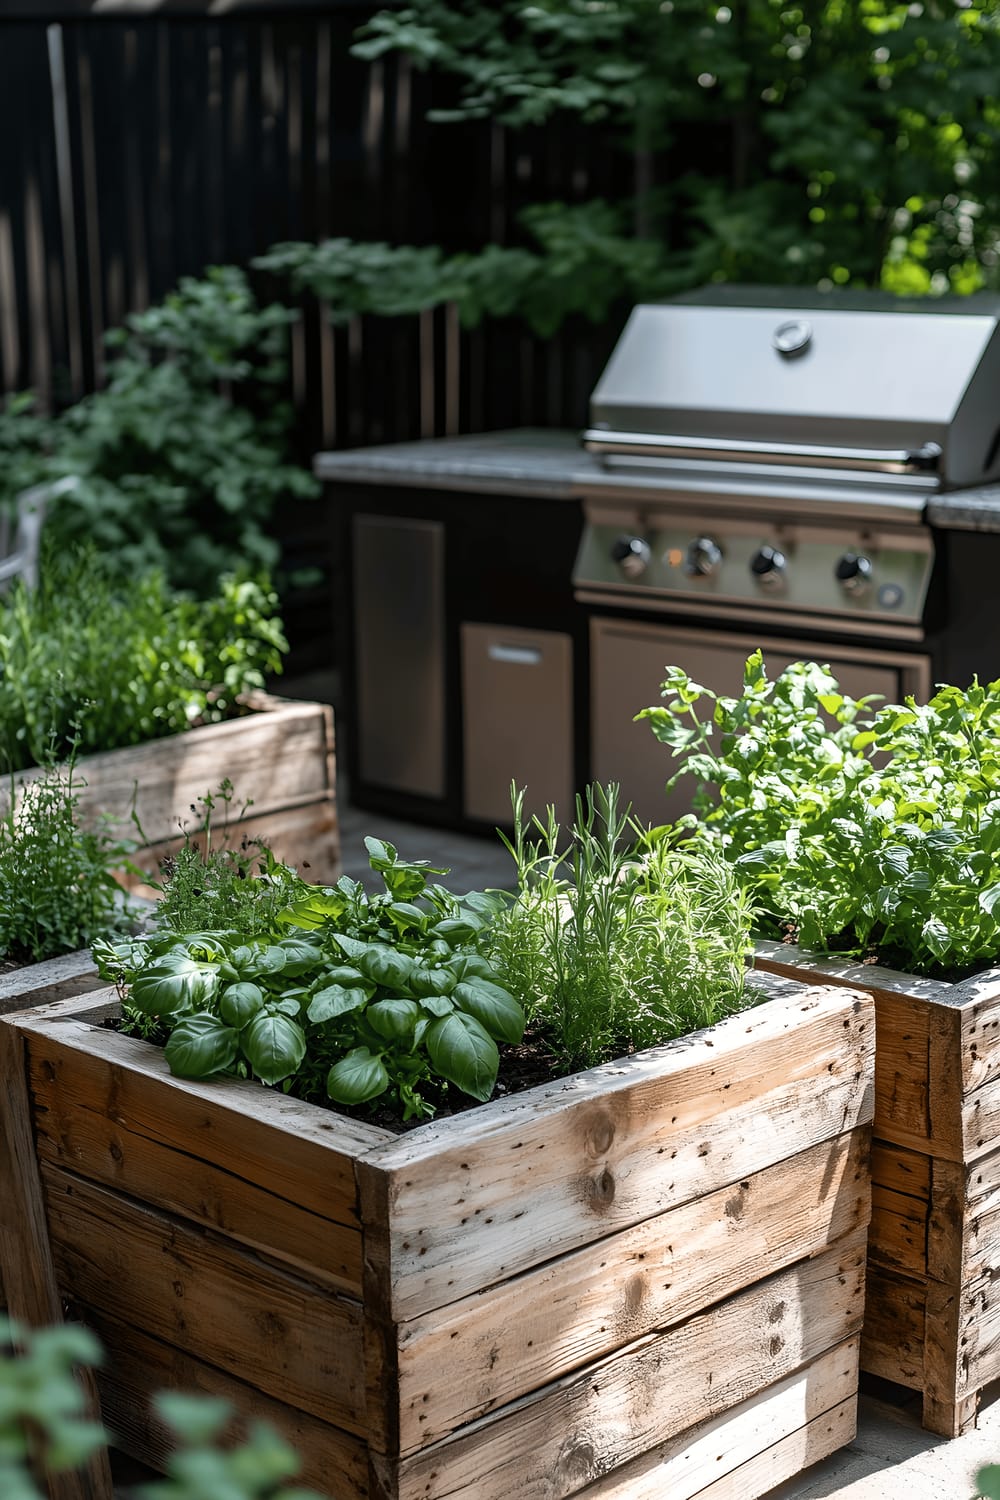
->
[0, 547, 287, 774]
[98, 836, 524, 1120]
[0, 758, 133, 965]
[483, 783, 756, 1072]
[641, 652, 1000, 974]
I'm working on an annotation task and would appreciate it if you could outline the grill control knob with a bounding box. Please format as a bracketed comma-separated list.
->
[686, 536, 723, 577]
[611, 535, 652, 579]
[750, 544, 786, 583]
[835, 552, 873, 593]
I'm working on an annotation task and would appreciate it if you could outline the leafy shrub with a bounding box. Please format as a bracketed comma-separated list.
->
[640, 652, 1000, 974]
[96, 836, 524, 1121]
[483, 783, 755, 1071]
[0, 1317, 325, 1500]
[0, 548, 287, 774]
[0, 760, 131, 965]
[2, 268, 318, 597]
[255, 200, 669, 338]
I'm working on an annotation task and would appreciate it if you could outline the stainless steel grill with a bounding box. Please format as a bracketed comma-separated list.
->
[573, 291, 1000, 641]
[572, 288, 1000, 821]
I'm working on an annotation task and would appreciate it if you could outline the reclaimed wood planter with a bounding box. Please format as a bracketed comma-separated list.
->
[11, 691, 341, 888]
[0, 979, 873, 1500]
[756, 938, 1000, 1437]
[0, 949, 102, 1018]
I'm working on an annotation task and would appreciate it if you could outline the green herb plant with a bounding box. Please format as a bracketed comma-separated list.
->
[96, 837, 524, 1121]
[0, 758, 132, 965]
[640, 651, 1000, 975]
[0, 546, 287, 775]
[0, 1317, 324, 1500]
[483, 782, 756, 1072]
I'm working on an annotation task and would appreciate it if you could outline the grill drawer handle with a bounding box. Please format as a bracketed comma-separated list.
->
[487, 643, 543, 666]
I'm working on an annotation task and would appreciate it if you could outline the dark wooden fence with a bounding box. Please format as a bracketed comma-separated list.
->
[0, 1, 625, 451]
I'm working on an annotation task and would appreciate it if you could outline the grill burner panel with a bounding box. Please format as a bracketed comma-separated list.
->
[573, 514, 934, 634]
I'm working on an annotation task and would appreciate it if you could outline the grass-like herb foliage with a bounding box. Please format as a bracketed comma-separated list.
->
[0, 1317, 325, 1500]
[483, 783, 755, 1072]
[96, 835, 524, 1122]
[640, 651, 1000, 975]
[0, 547, 287, 774]
[0, 760, 132, 965]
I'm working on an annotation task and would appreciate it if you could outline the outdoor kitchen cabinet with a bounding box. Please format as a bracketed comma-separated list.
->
[320, 454, 588, 834]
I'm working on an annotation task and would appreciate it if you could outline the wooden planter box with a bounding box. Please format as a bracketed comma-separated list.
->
[11, 691, 340, 888]
[756, 938, 1000, 1437]
[0, 949, 102, 1018]
[0, 978, 873, 1500]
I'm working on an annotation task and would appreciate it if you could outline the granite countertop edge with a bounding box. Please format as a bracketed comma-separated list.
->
[314, 432, 1000, 530]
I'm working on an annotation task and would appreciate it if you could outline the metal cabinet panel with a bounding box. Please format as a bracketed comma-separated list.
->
[591, 618, 930, 829]
[353, 515, 445, 798]
[461, 623, 574, 825]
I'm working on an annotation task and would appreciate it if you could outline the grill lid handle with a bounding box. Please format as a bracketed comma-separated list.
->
[583, 429, 943, 476]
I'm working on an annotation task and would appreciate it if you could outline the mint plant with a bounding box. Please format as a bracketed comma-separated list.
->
[96, 837, 524, 1120]
[641, 652, 1000, 975]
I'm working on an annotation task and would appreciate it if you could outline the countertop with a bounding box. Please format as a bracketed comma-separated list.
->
[314, 428, 1000, 530]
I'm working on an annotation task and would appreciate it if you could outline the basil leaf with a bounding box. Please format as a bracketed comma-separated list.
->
[164, 1015, 238, 1079]
[327, 1047, 389, 1105]
[218, 981, 265, 1029]
[274, 937, 323, 975]
[130, 952, 219, 1019]
[307, 984, 369, 1023]
[367, 998, 420, 1040]
[425, 1012, 499, 1101]
[453, 979, 525, 1044]
[242, 1013, 307, 1085]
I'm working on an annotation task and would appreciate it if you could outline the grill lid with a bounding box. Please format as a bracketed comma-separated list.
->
[586, 292, 1000, 488]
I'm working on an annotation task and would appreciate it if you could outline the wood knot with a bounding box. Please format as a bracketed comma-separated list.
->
[623, 1273, 647, 1316]
[556, 1435, 597, 1484]
[586, 1167, 617, 1212]
[584, 1112, 616, 1157]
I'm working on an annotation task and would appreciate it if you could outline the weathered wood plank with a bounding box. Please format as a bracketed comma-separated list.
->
[870, 1183, 927, 1277]
[365, 987, 874, 1317]
[548, 1341, 858, 1500]
[754, 948, 933, 1149]
[860, 1265, 925, 1389]
[11, 695, 339, 883]
[87, 1309, 370, 1498]
[388, 1234, 866, 1500]
[871, 1140, 930, 1201]
[126, 797, 340, 889]
[0, 1018, 114, 1500]
[18, 1003, 390, 1231]
[872, 991, 932, 1150]
[43, 1167, 368, 1434]
[0, 949, 102, 1015]
[32, 1078, 363, 1293]
[962, 1073, 1000, 1162]
[962, 985, 1000, 1093]
[394, 1130, 869, 1452]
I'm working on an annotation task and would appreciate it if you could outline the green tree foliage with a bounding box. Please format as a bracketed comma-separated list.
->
[352, 0, 1000, 295]
[1, 269, 318, 596]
